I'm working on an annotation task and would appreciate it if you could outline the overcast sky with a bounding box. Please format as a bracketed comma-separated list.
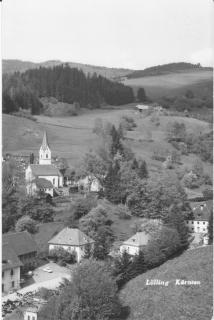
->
[2, 0, 213, 69]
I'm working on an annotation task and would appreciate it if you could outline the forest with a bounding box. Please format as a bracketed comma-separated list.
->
[2, 64, 135, 114]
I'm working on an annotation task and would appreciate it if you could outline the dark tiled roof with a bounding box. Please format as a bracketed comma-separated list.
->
[30, 164, 61, 176]
[32, 177, 53, 188]
[189, 200, 213, 221]
[48, 228, 94, 246]
[3, 231, 38, 257]
[123, 232, 151, 247]
[2, 243, 23, 271]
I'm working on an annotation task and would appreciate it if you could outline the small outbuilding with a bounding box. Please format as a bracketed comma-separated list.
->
[120, 232, 151, 256]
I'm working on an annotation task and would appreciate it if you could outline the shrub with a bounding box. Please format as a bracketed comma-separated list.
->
[120, 116, 137, 131]
[49, 247, 76, 264]
[112, 204, 132, 220]
[15, 216, 38, 234]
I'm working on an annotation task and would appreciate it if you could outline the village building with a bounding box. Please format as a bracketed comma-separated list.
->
[77, 175, 102, 193]
[3, 231, 38, 266]
[185, 200, 212, 234]
[135, 104, 150, 112]
[25, 131, 63, 196]
[2, 243, 23, 294]
[48, 227, 95, 263]
[120, 232, 151, 256]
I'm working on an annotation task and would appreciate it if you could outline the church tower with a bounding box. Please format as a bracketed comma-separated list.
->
[39, 131, 51, 165]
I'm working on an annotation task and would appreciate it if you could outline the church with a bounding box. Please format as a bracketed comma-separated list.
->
[25, 131, 63, 197]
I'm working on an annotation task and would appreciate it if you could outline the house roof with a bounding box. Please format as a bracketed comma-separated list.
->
[32, 177, 53, 189]
[48, 228, 94, 246]
[30, 164, 61, 176]
[3, 231, 38, 257]
[2, 243, 23, 271]
[40, 131, 50, 151]
[189, 200, 213, 221]
[122, 232, 151, 247]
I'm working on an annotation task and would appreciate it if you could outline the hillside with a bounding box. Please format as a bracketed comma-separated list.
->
[2, 108, 212, 177]
[123, 69, 213, 100]
[120, 246, 213, 320]
[127, 62, 212, 79]
[2, 59, 132, 79]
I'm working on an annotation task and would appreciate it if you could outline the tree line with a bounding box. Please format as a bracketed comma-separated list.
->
[3, 64, 135, 114]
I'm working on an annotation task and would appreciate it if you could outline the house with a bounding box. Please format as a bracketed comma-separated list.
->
[136, 104, 150, 112]
[25, 131, 63, 196]
[120, 232, 151, 256]
[3, 231, 38, 265]
[185, 200, 212, 234]
[48, 227, 95, 263]
[77, 175, 102, 192]
[2, 243, 23, 294]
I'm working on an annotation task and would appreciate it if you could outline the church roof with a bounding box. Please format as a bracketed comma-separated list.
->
[40, 131, 50, 151]
[30, 164, 62, 176]
[3, 231, 38, 257]
[48, 228, 94, 246]
[2, 243, 23, 271]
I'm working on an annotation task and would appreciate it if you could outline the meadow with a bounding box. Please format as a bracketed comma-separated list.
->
[123, 69, 213, 99]
[120, 245, 213, 320]
[3, 106, 212, 176]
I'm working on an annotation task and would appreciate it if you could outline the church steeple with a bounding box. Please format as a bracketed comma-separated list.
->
[39, 131, 51, 165]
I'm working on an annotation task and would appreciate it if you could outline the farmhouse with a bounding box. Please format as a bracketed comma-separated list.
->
[136, 104, 150, 112]
[120, 232, 151, 256]
[3, 231, 38, 265]
[48, 227, 95, 263]
[25, 131, 63, 196]
[185, 200, 212, 234]
[2, 243, 23, 294]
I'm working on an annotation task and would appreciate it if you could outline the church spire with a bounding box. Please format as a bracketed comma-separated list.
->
[39, 131, 51, 165]
[41, 131, 50, 151]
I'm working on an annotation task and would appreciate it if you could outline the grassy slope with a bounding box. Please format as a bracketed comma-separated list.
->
[3, 109, 212, 175]
[120, 246, 213, 320]
[123, 70, 213, 99]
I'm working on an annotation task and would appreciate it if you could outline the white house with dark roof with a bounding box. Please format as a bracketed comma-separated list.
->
[185, 200, 212, 234]
[2, 243, 23, 294]
[25, 131, 63, 196]
[48, 228, 94, 263]
[120, 232, 151, 256]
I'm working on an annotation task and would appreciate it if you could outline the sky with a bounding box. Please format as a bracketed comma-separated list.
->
[1, 0, 213, 69]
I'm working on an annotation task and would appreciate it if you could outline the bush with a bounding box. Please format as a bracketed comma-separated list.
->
[120, 116, 137, 131]
[15, 216, 38, 234]
[202, 188, 213, 200]
[112, 204, 132, 220]
[12, 109, 37, 121]
[49, 247, 76, 264]
[182, 171, 200, 189]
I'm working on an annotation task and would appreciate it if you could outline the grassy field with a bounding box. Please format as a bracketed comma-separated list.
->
[3, 107, 212, 178]
[120, 245, 213, 320]
[123, 70, 213, 99]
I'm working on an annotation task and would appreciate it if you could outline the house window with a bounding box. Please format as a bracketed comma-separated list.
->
[192, 228, 194, 231]
[28, 316, 30, 320]
[10, 269, 14, 276]
[203, 222, 205, 225]
[2, 284, 4, 292]
[12, 281, 15, 288]
[32, 317, 36, 320]
[203, 228, 206, 231]
[2, 271, 4, 278]
[46, 154, 48, 158]
[192, 221, 194, 224]
[53, 178, 55, 185]
[197, 221, 199, 224]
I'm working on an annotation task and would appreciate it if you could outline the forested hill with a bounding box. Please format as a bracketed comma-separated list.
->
[127, 62, 213, 79]
[2, 65, 134, 115]
[2, 59, 132, 79]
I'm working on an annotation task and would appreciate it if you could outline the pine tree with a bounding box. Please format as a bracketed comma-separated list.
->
[103, 160, 122, 204]
[137, 87, 147, 102]
[138, 160, 148, 179]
